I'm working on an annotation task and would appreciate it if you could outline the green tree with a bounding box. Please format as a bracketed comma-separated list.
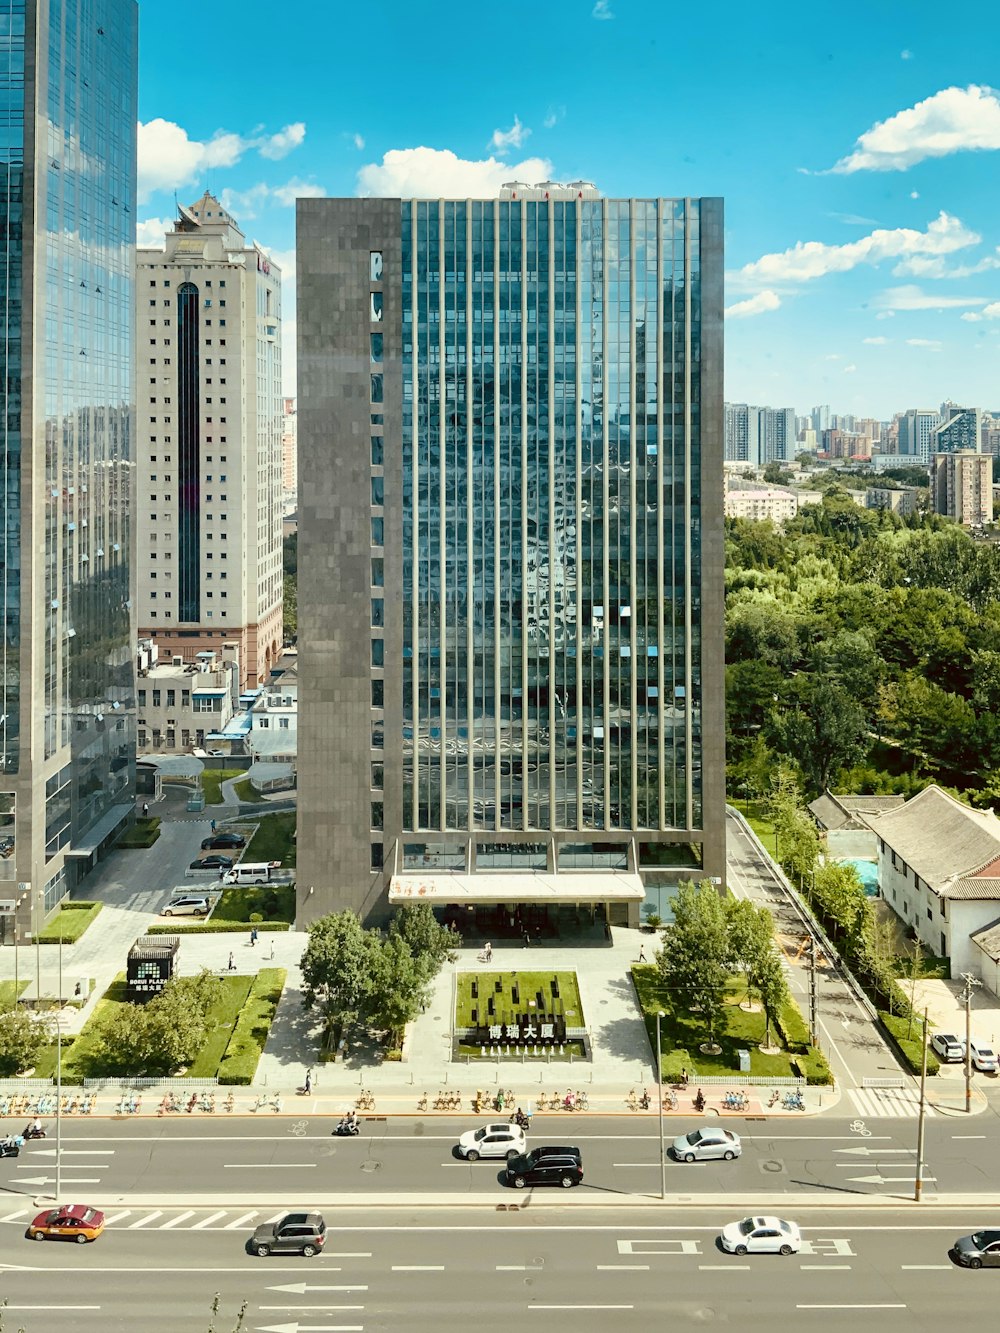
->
[367, 933, 424, 1047]
[300, 911, 378, 1034]
[777, 677, 868, 796]
[0, 1005, 53, 1077]
[726, 898, 777, 1009]
[656, 880, 732, 1046]
[94, 970, 222, 1076]
[756, 949, 790, 1049]
[388, 902, 457, 984]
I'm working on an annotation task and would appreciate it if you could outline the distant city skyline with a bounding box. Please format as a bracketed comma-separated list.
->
[134, 1, 1000, 410]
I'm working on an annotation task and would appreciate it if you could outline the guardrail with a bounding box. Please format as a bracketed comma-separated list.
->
[686, 1075, 806, 1087]
[0, 1077, 53, 1090]
[82, 1077, 219, 1090]
[862, 1076, 907, 1088]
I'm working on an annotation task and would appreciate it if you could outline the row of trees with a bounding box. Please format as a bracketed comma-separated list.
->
[656, 880, 790, 1048]
[726, 495, 1000, 800]
[300, 903, 456, 1050]
[97, 972, 225, 1076]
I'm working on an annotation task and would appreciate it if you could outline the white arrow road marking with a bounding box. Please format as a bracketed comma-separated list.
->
[10, 1175, 99, 1186]
[847, 1174, 935, 1184]
[267, 1286, 357, 1296]
[34, 1148, 115, 1156]
[835, 1147, 914, 1156]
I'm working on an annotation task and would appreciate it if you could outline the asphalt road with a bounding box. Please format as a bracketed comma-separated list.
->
[2, 1112, 1000, 1204]
[0, 1205, 995, 1332]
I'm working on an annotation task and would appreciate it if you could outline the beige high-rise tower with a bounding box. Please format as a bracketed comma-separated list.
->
[136, 193, 284, 688]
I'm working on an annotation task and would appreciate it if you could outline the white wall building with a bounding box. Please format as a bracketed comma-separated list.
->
[136, 193, 284, 689]
[866, 785, 1000, 989]
[724, 488, 798, 522]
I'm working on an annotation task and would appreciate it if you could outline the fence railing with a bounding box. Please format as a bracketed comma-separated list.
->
[0, 1078, 53, 1091]
[82, 1077, 219, 1090]
[679, 1075, 807, 1087]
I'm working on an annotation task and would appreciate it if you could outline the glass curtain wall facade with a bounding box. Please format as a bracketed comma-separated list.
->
[295, 193, 724, 923]
[401, 198, 705, 840]
[5, 0, 136, 938]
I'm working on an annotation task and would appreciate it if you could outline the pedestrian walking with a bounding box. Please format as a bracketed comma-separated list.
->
[304, 1070, 312, 1095]
[142, 802, 149, 817]
[228, 951, 235, 972]
[250, 926, 258, 947]
[638, 946, 647, 963]
[219, 868, 225, 882]
[210, 818, 217, 833]
[484, 940, 492, 962]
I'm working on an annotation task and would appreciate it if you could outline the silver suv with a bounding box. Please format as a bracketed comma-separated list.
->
[161, 896, 210, 917]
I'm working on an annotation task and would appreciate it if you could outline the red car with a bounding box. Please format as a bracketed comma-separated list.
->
[29, 1203, 105, 1243]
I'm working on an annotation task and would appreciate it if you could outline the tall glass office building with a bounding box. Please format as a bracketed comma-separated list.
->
[297, 188, 724, 925]
[1, 1, 137, 944]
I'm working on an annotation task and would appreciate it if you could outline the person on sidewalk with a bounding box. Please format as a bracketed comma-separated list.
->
[142, 802, 149, 818]
[637, 946, 647, 964]
[228, 951, 235, 972]
[210, 818, 217, 833]
[304, 1070, 312, 1095]
[484, 940, 492, 962]
[250, 926, 258, 947]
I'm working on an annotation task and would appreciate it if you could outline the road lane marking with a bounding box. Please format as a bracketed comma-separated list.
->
[102, 1212, 132, 1226]
[128, 1212, 164, 1229]
[531, 1306, 633, 1311]
[324, 1252, 372, 1258]
[223, 1163, 315, 1168]
[224, 1211, 258, 1229]
[797, 1305, 906, 1310]
[699, 1264, 749, 1270]
[191, 1210, 230, 1229]
[3, 1307, 100, 1312]
[391, 1264, 444, 1271]
[597, 1264, 649, 1270]
[0, 1210, 28, 1223]
[497, 1265, 527, 1270]
[160, 1210, 196, 1229]
[800, 1264, 851, 1270]
[951, 1135, 986, 1139]
[901, 1264, 952, 1270]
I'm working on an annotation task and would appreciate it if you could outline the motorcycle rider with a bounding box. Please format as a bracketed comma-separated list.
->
[25, 1117, 43, 1139]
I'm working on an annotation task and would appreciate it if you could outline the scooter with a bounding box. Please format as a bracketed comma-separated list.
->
[22, 1124, 46, 1140]
[0, 1134, 24, 1158]
[333, 1116, 360, 1137]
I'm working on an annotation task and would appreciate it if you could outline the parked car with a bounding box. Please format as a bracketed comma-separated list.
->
[191, 854, 234, 871]
[969, 1041, 999, 1074]
[951, 1230, 1000, 1268]
[504, 1146, 583, 1189]
[456, 1123, 526, 1161]
[28, 1204, 105, 1243]
[200, 833, 246, 851]
[931, 1032, 966, 1063]
[671, 1127, 742, 1162]
[250, 1211, 326, 1257]
[161, 896, 210, 918]
[720, 1216, 801, 1256]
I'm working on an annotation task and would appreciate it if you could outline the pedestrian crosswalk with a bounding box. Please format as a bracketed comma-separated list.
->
[0, 1206, 295, 1233]
[847, 1086, 935, 1118]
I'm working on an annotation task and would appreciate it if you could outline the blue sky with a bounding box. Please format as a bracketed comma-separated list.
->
[138, 0, 1000, 414]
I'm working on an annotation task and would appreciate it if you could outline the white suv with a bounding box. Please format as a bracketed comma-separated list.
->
[456, 1123, 526, 1161]
[931, 1032, 965, 1062]
[161, 896, 210, 917]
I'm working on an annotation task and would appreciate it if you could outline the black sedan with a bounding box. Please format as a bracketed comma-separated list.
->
[190, 854, 234, 871]
[200, 833, 246, 851]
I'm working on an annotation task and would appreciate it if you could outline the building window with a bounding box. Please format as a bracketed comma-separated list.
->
[371, 517, 384, 547]
[372, 679, 384, 708]
[371, 477, 384, 506]
[371, 639, 384, 667]
[371, 558, 384, 587]
[370, 251, 383, 282]
[370, 374, 383, 405]
[370, 291, 383, 323]
[371, 763, 384, 789]
[371, 598, 384, 627]
[371, 436, 383, 466]
[370, 333, 383, 363]
[371, 801, 384, 831]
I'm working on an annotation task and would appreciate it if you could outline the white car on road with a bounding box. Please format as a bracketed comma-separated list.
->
[456, 1123, 526, 1161]
[931, 1032, 965, 1062]
[720, 1216, 801, 1256]
[970, 1041, 999, 1074]
[671, 1127, 741, 1162]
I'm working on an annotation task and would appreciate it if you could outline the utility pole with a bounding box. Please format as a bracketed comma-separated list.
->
[915, 1006, 929, 1202]
[656, 1010, 666, 1201]
[961, 972, 981, 1114]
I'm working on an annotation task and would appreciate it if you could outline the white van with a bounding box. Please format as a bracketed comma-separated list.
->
[223, 862, 276, 885]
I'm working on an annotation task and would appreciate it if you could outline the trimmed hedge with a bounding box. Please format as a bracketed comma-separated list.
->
[776, 998, 811, 1055]
[36, 901, 103, 944]
[115, 817, 161, 849]
[217, 967, 286, 1085]
[879, 1009, 940, 1076]
[145, 921, 291, 935]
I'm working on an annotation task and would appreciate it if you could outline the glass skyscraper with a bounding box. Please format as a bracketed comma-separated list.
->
[297, 188, 724, 924]
[1, 0, 137, 942]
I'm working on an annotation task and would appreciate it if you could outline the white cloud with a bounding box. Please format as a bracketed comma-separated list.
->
[825, 353, 844, 361]
[357, 147, 554, 198]
[353, 133, 365, 150]
[961, 301, 1000, 322]
[724, 290, 781, 319]
[910, 190, 920, 198]
[137, 117, 307, 202]
[901, 48, 913, 60]
[905, 338, 942, 348]
[732, 212, 978, 289]
[543, 106, 565, 130]
[136, 216, 172, 249]
[592, 0, 614, 17]
[271, 178, 326, 206]
[862, 335, 889, 344]
[874, 283, 992, 311]
[257, 122, 306, 160]
[893, 249, 1000, 279]
[220, 178, 325, 219]
[843, 363, 857, 373]
[829, 85, 1000, 173]
[490, 116, 530, 154]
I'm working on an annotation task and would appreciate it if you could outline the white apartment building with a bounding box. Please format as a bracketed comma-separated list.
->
[724, 487, 798, 522]
[136, 193, 284, 689]
[281, 396, 297, 514]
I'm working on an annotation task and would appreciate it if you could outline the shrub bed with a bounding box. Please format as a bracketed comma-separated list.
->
[879, 1009, 940, 1076]
[36, 901, 103, 944]
[145, 921, 291, 935]
[217, 968, 286, 1084]
[115, 817, 161, 849]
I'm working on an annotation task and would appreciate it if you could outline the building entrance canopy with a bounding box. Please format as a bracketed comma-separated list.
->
[389, 869, 644, 905]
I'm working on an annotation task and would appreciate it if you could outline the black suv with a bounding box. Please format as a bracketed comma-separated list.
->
[250, 1212, 326, 1257]
[504, 1145, 583, 1189]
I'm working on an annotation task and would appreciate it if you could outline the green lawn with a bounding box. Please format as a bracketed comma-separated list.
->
[455, 971, 584, 1028]
[0, 979, 28, 1008]
[36, 901, 103, 944]
[115, 817, 161, 848]
[233, 778, 266, 804]
[214, 884, 295, 924]
[186, 976, 253, 1078]
[199, 768, 235, 805]
[217, 968, 286, 1084]
[631, 965, 831, 1082]
[245, 811, 296, 866]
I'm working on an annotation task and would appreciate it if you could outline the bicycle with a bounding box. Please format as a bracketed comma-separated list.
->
[626, 1087, 639, 1111]
[417, 1092, 428, 1111]
[782, 1092, 805, 1111]
[849, 1118, 872, 1137]
[575, 1090, 589, 1111]
[223, 1091, 235, 1113]
[661, 1089, 677, 1111]
[356, 1089, 375, 1111]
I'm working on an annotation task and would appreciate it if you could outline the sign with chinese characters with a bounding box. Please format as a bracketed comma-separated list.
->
[473, 1015, 567, 1046]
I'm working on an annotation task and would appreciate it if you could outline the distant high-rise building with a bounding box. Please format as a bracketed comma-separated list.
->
[136, 195, 284, 689]
[930, 406, 982, 458]
[724, 403, 794, 465]
[931, 451, 991, 526]
[5, 1, 138, 944]
[811, 404, 830, 434]
[297, 191, 726, 923]
[898, 408, 943, 461]
[281, 397, 297, 513]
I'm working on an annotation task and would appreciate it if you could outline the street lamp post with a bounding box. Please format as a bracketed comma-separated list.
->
[656, 1010, 666, 1201]
[961, 972, 981, 1114]
[55, 928, 63, 1201]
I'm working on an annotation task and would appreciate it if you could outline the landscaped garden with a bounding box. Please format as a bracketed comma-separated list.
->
[454, 971, 586, 1059]
[35, 900, 103, 944]
[245, 811, 296, 866]
[146, 885, 294, 934]
[233, 777, 266, 804]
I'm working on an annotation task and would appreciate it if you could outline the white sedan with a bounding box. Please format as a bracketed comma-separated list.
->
[671, 1127, 741, 1162]
[456, 1123, 526, 1161]
[720, 1216, 801, 1256]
